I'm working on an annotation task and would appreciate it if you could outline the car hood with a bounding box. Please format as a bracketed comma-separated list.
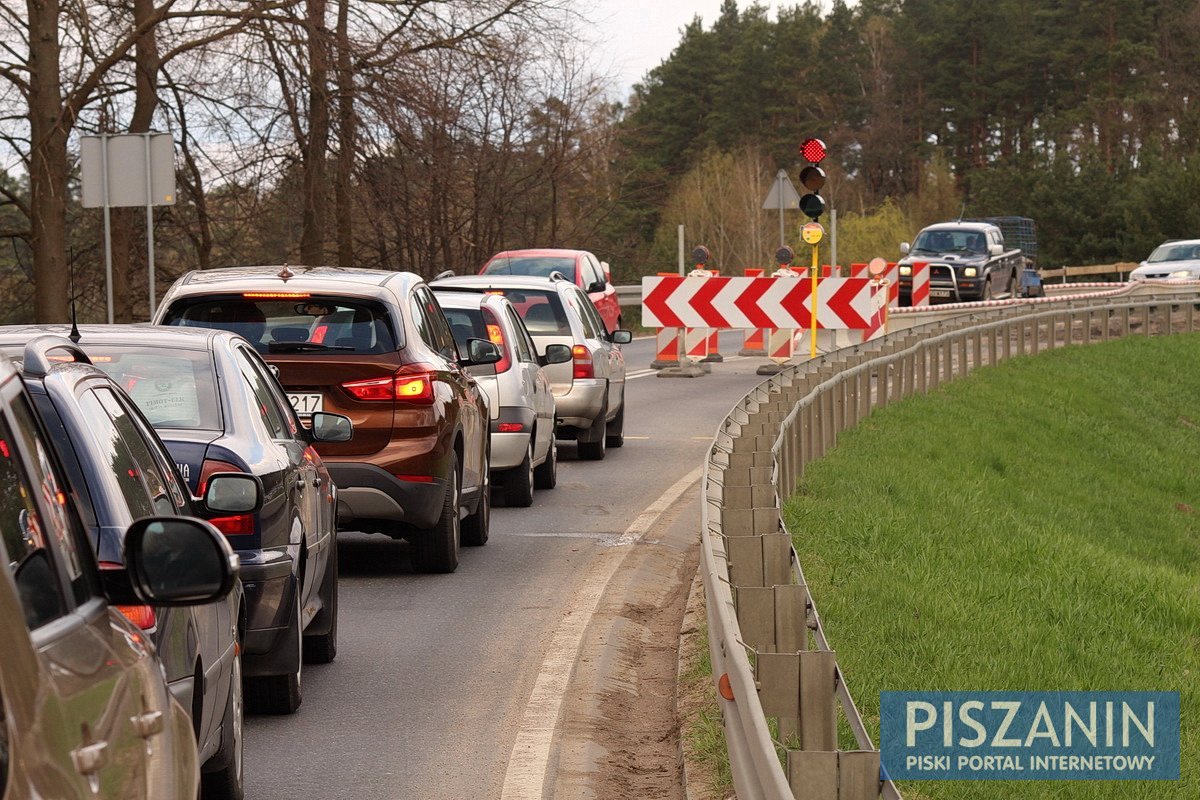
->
[1130, 259, 1200, 279]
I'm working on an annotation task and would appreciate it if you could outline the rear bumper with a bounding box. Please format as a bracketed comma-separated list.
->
[553, 378, 606, 429]
[326, 461, 446, 533]
[489, 406, 537, 469]
[236, 550, 296, 675]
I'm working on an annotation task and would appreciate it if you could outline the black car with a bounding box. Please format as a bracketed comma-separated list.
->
[0, 334, 256, 799]
[0, 325, 352, 715]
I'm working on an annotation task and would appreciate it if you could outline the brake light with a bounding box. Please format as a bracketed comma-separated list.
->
[209, 514, 256, 535]
[497, 422, 524, 433]
[99, 562, 158, 631]
[116, 604, 158, 630]
[482, 309, 512, 373]
[572, 345, 593, 379]
[242, 292, 310, 299]
[341, 365, 436, 404]
[198, 459, 243, 495]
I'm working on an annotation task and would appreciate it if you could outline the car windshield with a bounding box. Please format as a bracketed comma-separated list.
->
[440, 307, 488, 352]
[1146, 244, 1200, 263]
[911, 229, 987, 254]
[80, 347, 221, 430]
[477, 289, 571, 335]
[161, 296, 399, 355]
[483, 256, 577, 280]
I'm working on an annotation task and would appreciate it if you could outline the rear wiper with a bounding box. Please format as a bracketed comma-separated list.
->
[267, 342, 354, 353]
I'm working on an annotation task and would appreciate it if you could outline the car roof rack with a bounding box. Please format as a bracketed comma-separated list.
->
[22, 335, 93, 378]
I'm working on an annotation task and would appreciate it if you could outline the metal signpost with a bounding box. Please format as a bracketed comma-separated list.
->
[80, 132, 176, 322]
[762, 169, 801, 249]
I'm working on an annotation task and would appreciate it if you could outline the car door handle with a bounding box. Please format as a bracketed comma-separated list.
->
[71, 740, 109, 775]
[131, 710, 164, 738]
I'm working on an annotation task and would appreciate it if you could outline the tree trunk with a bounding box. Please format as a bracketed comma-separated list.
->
[28, 0, 69, 323]
[110, 0, 161, 321]
[334, 0, 354, 268]
[300, 0, 330, 265]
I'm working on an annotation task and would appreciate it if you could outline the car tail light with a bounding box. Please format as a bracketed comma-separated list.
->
[208, 514, 256, 536]
[342, 365, 436, 404]
[572, 345, 594, 379]
[482, 309, 512, 373]
[99, 562, 158, 631]
[497, 422, 524, 433]
[242, 291, 310, 299]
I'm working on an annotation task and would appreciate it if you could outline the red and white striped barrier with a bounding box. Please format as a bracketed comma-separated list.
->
[641, 275, 875, 330]
[649, 326, 680, 369]
[850, 262, 902, 306]
[909, 260, 931, 306]
[739, 268, 768, 355]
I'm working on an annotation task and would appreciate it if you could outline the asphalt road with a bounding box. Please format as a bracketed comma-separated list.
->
[244, 330, 767, 799]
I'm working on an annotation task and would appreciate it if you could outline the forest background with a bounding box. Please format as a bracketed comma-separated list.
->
[3, 0, 1199, 323]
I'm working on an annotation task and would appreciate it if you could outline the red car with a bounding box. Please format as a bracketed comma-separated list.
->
[480, 249, 622, 332]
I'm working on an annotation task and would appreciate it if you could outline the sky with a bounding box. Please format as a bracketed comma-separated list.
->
[587, 0, 788, 98]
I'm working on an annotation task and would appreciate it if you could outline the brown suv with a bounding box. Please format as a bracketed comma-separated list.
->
[154, 266, 498, 573]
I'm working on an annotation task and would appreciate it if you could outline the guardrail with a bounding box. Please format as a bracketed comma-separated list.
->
[700, 283, 1200, 799]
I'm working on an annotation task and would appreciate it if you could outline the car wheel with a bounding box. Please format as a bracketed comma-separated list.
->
[982, 279, 993, 301]
[462, 463, 491, 546]
[302, 541, 338, 664]
[605, 390, 625, 448]
[411, 454, 460, 573]
[201, 645, 244, 800]
[577, 399, 608, 461]
[505, 441, 535, 508]
[246, 586, 302, 715]
[534, 437, 557, 490]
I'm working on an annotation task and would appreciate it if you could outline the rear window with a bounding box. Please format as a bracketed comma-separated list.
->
[162, 296, 399, 355]
[483, 256, 577, 281]
[479, 289, 571, 335]
[82, 347, 221, 431]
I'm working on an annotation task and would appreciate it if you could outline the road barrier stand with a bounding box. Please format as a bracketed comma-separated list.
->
[651, 326, 681, 370]
[909, 261, 931, 306]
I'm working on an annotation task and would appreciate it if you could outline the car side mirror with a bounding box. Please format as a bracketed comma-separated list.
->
[988, 243, 1003, 256]
[462, 338, 501, 366]
[610, 330, 633, 345]
[899, 242, 911, 255]
[204, 473, 263, 514]
[539, 343, 572, 366]
[123, 517, 238, 606]
[310, 411, 353, 443]
[587, 280, 607, 294]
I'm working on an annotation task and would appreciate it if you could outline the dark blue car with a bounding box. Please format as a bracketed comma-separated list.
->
[0, 325, 352, 716]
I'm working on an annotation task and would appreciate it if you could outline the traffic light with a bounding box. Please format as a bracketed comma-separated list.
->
[798, 137, 826, 221]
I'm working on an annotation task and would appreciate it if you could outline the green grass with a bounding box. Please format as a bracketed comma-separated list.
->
[783, 333, 1200, 798]
[680, 621, 735, 798]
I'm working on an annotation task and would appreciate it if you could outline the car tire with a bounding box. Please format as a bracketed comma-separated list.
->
[605, 391, 625, 448]
[201, 646, 244, 800]
[534, 437, 557, 490]
[303, 542, 338, 664]
[462, 464, 490, 547]
[505, 442, 535, 508]
[982, 279, 993, 301]
[411, 454, 460, 573]
[246, 587, 302, 715]
[577, 399, 608, 461]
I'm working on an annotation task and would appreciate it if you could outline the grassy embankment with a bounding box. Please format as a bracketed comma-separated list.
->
[784, 333, 1200, 799]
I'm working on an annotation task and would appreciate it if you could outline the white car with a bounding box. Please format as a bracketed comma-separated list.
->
[433, 290, 571, 506]
[1129, 240, 1200, 281]
[430, 274, 632, 461]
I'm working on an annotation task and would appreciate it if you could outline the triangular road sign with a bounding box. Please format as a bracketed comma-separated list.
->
[762, 169, 801, 210]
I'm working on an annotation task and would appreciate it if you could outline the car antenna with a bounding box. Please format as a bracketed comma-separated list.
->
[957, 202, 967, 223]
[68, 247, 81, 343]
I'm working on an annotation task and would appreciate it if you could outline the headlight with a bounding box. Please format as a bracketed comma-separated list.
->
[964, 267, 978, 277]
[1169, 270, 1194, 279]
[899, 265, 912, 276]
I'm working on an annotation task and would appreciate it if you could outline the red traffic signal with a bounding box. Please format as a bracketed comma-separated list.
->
[800, 137, 827, 163]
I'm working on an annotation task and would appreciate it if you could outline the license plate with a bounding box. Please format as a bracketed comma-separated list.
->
[287, 393, 323, 415]
[930, 289, 952, 298]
